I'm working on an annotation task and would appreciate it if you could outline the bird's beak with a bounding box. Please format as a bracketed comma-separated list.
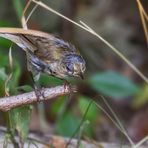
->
[79, 72, 84, 79]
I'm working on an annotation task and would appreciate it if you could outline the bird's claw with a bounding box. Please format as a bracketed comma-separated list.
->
[34, 86, 45, 102]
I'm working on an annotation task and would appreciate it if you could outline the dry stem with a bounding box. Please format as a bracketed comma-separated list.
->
[0, 85, 75, 112]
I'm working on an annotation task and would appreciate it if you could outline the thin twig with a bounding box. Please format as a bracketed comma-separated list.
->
[99, 95, 134, 146]
[136, 0, 148, 44]
[22, 0, 38, 28]
[0, 85, 75, 112]
[134, 136, 148, 148]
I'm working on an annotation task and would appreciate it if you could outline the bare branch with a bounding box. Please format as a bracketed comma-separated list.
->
[0, 85, 75, 112]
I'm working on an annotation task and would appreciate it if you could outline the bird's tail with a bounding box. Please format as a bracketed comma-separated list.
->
[0, 33, 27, 51]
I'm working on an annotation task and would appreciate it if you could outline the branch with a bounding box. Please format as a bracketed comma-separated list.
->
[0, 85, 75, 112]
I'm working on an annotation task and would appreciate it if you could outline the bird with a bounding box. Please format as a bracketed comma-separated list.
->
[0, 28, 86, 98]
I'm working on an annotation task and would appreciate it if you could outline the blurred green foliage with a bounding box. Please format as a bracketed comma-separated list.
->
[39, 73, 63, 87]
[9, 106, 32, 141]
[56, 112, 81, 137]
[52, 96, 99, 137]
[0, 24, 31, 143]
[0, 49, 21, 95]
[12, 0, 24, 20]
[78, 96, 98, 122]
[78, 96, 98, 136]
[0, 0, 147, 145]
[0, 67, 7, 96]
[89, 71, 140, 99]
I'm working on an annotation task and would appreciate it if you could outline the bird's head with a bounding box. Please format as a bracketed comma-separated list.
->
[61, 53, 86, 79]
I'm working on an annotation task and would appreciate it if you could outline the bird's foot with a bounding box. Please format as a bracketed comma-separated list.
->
[34, 85, 45, 102]
[63, 81, 77, 94]
[63, 80, 70, 91]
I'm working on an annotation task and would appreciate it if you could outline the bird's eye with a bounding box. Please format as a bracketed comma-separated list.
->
[66, 66, 71, 71]
[66, 64, 74, 73]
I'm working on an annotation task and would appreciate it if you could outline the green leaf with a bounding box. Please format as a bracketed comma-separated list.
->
[0, 53, 9, 95]
[0, 51, 10, 67]
[0, 21, 13, 48]
[0, 20, 13, 27]
[0, 68, 7, 81]
[9, 106, 32, 141]
[56, 113, 80, 137]
[12, 0, 24, 20]
[89, 71, 139, 99]
[8, 62, 21, 95]
[78, 96, 98, 136]
[0, 38, 12, 48]
[39, 73, 63, 86]
[0, 49, 21, 95]
[50, 96, 65, 116]
[17, 85, 33, 92]
[0, 68, 8, 96]
[78, 96, 98, 121]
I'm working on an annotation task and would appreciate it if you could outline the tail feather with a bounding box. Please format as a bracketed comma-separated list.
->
[0, 33, 37, 52]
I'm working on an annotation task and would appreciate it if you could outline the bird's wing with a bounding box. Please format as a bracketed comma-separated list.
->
[0, 27, 54, 52]
[33, 36, 78, 63]
[0, 27, 77, 62]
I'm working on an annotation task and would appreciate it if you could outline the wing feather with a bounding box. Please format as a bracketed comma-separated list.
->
[0, 27, 78, 63]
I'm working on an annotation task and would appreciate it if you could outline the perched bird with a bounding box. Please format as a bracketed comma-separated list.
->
[0, 28, 86, 86]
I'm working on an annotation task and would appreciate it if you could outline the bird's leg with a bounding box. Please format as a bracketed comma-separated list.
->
[33, 84, 45, 102]
[63, 80, 75, 100]
[63, 79, 70, 90]
[26, 51, 47, 102]
[29, 72, 45, 102]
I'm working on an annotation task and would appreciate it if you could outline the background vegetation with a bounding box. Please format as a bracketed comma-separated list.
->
[0, 0, 147, 147]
